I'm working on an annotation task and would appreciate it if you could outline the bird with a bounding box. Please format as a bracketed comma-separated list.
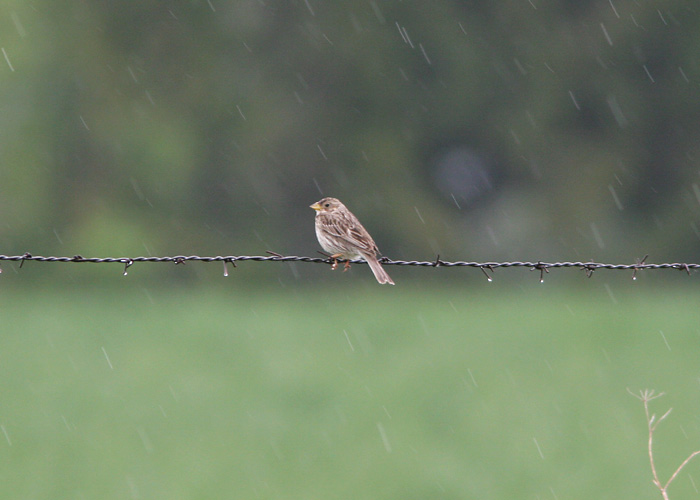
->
[310, 197, 394, 285]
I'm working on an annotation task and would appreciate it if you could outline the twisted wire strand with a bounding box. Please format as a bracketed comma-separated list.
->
[0, 252, 697, 279]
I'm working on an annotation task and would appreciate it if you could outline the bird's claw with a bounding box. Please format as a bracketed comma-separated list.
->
[330, 253, 342, 271]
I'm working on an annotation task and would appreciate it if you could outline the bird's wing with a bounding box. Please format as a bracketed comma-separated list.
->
[320, 212, 378, 254]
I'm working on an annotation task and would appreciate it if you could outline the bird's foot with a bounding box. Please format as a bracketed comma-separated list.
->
[330, 254, 343, 271]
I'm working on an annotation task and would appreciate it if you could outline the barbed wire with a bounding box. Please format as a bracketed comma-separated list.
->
[0, 252, 697, 281]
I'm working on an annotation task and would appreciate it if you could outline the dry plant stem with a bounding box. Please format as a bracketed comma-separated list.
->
[629, 389, 700, 500]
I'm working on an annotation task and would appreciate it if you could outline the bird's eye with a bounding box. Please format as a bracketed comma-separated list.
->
[324, 203, 330, 208]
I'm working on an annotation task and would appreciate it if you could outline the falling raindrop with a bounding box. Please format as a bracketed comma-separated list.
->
[137, 427, 154, 453]
[377, 422, 392, 453]
[606, 95, 628, 128]
[590, 222, 605, 249]
[418, 43, 431, 65]
[692, 183, 700, 205]
[1, 425, 11, 446]
[303, 0, 315, 16]
[1, 48, 14, 72]
[101, 346, 114, 369]
[691, 222, 700, 239]
[608, 184, 624, 210]
[53, 228, 64, 245]
[61, 415, 72, 431]
[343, 329, 355, 352]
[236, 104, 247, 121]
[568, 90, 581, 110]
[369, 1, 385, 24]
[533, 437, 544, 459]
[486, 225, 498, 246]
[603, 283, 617, 304]
[600, 23, 613, 46]
[643, 65, 655, 83]
[130, 177, 145, 200]
[414, 206, 425, 224]
[10, 13, 26, 38]
[510, 129, 521, 145]
[467, 368, 478, 387]
[142, 288, 155, 304]
[657, 10, 668, 25]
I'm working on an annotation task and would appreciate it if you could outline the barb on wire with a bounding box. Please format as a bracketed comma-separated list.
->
[632, 254, 648, 281]
[531, 261, 550, 283]
[0, 253, 698, 281]
[480, 265, 495, 282]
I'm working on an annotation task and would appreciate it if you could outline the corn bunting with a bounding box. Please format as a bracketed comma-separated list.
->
[310, 197, 394, 285]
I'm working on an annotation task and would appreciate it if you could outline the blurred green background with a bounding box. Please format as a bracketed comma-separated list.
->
[1, 0, 700, 261]
[2, 284, 700, 499]
[2, 1, 700, 499]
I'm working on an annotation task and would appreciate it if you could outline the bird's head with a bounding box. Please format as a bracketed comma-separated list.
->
[310, 197, 343, 213]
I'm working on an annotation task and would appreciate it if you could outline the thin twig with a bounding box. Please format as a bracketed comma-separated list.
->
[629, 389, 700, 499]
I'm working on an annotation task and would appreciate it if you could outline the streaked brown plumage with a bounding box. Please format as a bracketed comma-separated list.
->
[310, 197, 394, 285]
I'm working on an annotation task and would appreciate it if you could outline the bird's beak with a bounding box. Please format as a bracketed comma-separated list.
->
[310, 202, 322, 211]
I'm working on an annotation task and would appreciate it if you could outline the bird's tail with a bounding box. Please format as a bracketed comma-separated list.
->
[366, 255, 395, 285]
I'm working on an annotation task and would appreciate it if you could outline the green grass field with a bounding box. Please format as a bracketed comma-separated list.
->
[1, 280, 699, 499]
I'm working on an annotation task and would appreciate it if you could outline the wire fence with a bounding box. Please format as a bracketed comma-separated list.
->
[0, 252, 698, 281]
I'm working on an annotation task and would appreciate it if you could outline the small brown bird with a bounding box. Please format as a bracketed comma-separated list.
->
[310, 197, 395, 285]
